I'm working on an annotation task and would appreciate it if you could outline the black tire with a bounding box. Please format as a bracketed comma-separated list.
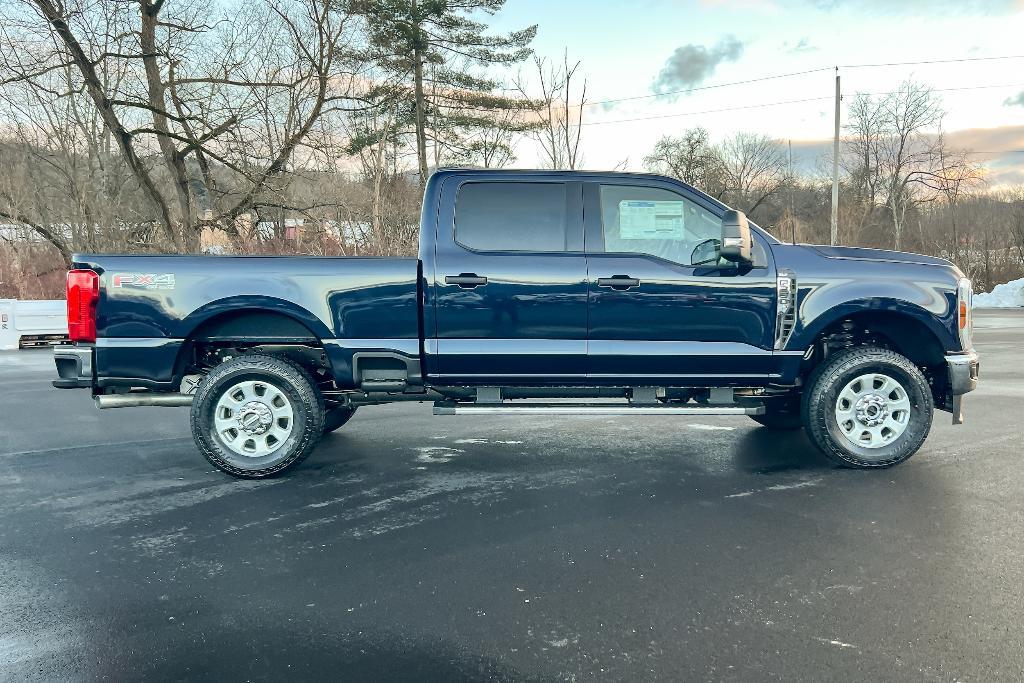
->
[190, 354, 324, 478]
[322, 406, 357, 434]
[802, 346, 933, 468]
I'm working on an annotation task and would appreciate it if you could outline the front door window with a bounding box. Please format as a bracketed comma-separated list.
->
[598, 185, 725, 266]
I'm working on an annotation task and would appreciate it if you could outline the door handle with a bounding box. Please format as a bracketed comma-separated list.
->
[597, 275, 640, 290]
[445, 273, 488, 288]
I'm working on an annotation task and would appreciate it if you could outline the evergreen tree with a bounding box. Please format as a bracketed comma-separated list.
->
[350, 0, 537, 185]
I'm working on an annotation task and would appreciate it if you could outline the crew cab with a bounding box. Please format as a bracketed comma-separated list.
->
[54, 169, 979, 477]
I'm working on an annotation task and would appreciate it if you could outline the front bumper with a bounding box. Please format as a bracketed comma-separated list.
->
[52, 344, 93, 389]
[946, 350, 980, 425]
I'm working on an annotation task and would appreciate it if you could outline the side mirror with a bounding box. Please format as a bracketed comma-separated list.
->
[690, 238, 721, 266]
[720, 209, 752, 264]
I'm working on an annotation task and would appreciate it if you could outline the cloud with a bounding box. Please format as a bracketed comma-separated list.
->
[945, 124, 1024, 152]
[784, 37, 817, 53]
[652, 36, 745, 95]
[1005, 91, 1024, 107]
[784, 125, 1024, 186]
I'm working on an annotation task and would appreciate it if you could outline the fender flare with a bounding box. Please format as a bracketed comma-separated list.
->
[177, 295, 334, 341]
[790, 294, 954, 354]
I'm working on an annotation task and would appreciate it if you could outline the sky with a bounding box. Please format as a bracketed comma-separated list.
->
[487, 0, 1024, 185]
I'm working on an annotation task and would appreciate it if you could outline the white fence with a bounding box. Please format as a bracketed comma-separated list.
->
[0, 300, 68, 350]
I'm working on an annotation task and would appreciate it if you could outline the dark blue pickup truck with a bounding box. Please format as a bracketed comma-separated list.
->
[54, 169, 979, 477]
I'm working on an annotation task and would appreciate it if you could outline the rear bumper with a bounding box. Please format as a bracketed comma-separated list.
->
[946, 350, 979, 425]
[52, 345, 93, 389]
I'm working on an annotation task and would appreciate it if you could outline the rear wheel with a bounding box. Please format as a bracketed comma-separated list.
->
[190, 354, 324, 478]
[802, 346, 933, 468]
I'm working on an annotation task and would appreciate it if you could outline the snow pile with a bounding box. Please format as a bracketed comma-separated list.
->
[974, 278, 1024, 308]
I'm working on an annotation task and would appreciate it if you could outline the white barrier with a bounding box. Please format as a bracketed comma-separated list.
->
[0, 299, 68, 350]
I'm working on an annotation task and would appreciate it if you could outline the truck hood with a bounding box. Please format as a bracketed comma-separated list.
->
[809, 245, 955, 268]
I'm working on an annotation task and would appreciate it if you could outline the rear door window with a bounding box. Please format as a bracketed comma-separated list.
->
[456, 182, 567, 252]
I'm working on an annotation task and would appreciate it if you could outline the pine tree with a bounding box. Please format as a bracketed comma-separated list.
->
[350, 0, 537, 185]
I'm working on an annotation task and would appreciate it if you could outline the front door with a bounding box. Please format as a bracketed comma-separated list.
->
[583, 179, 780, 384]
[431, 177, 587, 383]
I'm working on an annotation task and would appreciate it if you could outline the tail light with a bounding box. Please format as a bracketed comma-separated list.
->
[67, 269, 99, 343]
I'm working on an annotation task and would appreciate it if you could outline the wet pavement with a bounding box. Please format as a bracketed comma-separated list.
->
[1, 310, 1022, 681]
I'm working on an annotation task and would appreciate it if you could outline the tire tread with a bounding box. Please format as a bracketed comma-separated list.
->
[801, 346, 933, 468]
[190, 354, 324, 478]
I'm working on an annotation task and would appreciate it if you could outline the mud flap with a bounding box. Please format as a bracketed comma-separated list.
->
[952, 394, 964, 425]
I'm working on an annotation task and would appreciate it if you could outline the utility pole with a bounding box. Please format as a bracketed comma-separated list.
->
[788, 139, 795, 244]
[830, 68, 841, 246]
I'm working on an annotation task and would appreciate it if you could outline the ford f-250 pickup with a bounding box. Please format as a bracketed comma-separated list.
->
[53, 169, 979, 477]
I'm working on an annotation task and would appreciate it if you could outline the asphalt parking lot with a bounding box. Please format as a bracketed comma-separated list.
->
[1, 310, 1022, 681]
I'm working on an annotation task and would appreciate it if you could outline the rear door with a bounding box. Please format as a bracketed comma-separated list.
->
[431, 176, 587, 383]
[583, 178, 781, 383]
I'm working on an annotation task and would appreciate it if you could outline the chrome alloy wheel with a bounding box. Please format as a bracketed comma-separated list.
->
[213, 380, 294, 457]
[834, 373, 912, 449]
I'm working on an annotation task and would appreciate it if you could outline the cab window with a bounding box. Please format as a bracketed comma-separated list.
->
[456, 182, 567, 252]
[598, 184, 764, 266]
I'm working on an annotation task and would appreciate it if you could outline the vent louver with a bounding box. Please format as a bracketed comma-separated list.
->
[775, 272, 797, 350]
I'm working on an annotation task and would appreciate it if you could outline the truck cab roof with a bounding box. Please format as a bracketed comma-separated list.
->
[428, 167, 781, 244]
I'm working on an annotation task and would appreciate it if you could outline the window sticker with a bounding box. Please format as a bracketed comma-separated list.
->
[618, 200, 686, 240]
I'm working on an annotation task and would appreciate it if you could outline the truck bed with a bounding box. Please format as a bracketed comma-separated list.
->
[72, 254, 421, 388]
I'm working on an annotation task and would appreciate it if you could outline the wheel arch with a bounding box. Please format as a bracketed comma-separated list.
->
[811, 309, 948, 370]
[187, 310, 321, 343]
[172, 301, 332, 388]
[179, 296, 332, 341]
[797, 309, 951, 410]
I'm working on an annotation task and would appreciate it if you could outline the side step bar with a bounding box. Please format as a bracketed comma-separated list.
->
[433, 402, 764, 416]
[96, 393, 193, 409]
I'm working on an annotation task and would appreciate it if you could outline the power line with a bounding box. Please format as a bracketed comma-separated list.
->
[581, 96, 832, 127]
[574, 53, 1024, 112]
[578, 67, 832, 109]
[860, 82, 1024, 96]
[583, 81, 1024, 128]
[841, 54, 1024, 69]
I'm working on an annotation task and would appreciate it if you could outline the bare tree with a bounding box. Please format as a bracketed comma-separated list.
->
[842, 93, 886, 237]
[1, 0, 366, 254]
[716, 132, 788, 216]
[516, 51, 587, 170]
[878, 82, 944, 249]
[845, 81, 980, 250]
[442, 104, 520, 169]
[644, 128, 723, 194]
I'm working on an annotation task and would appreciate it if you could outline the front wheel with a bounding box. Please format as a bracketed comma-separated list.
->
[802, 347, 934, 468]
[190, 354, 324, 478]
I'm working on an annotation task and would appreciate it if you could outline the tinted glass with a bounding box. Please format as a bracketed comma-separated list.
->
[456, 182, 567, 252]
[599, 185, 724, 265]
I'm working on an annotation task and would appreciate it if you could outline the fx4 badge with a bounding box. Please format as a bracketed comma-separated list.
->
[112, 273, 176, 290]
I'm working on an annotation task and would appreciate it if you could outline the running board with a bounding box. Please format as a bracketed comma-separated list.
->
[95, 393, 193, 409]
[433, 402, 764, 416]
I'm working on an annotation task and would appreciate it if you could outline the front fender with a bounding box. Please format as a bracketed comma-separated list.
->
[787, 278, 959, 352]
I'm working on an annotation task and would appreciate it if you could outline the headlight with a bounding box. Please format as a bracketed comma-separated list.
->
[957, 277, 973, 350]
